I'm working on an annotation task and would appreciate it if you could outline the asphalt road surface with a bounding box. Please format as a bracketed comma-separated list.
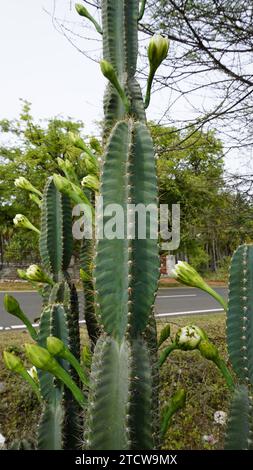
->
[0, 287, 227, 331]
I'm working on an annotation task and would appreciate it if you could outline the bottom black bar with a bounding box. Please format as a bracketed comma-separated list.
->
[0, 450, 252, 466]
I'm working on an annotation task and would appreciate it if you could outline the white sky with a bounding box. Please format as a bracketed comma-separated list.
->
[0, 0, 251, 174]
[0, 0, 105, 136]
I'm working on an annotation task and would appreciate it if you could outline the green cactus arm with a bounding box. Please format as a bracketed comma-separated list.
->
[40, 177, 73, 279]
[138, 0, 146, 20]
[128, 338, 154, 450]
[85, 336, 130, 450]
[38, 288, 81, 450]
[225, 385, 253, 450]
[80, 238, 101, 347]
[95, 119, 159, 341]
[37, 389, 65, 450]
[3, 294, 38, 341]
[123, 0, 138, 78]
[227, 244, 253, 384]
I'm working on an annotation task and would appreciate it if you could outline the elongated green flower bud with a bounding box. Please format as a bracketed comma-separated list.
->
[175, 325, 207, 351]
[75, 3, 102, 34]
[25, 344, 53, 370]
[4, 294, 38, 340]
[198, 340, 235, 391]
[53, 174, 91, 207]
[57, 158, 79, 185]
[13, 214, 40, 235]
[46, 336, 89, 387]
[198, 339, 219, 361]
[145, 35, 169, 108]
[81, 152, 99, 176]
[100, 60, 130, 112]
[46, 336, 65, 356]
[161, 388, 186, 437]
[81, 175, 99, 192]
[14, 177, 42, 197]
[17, 269, 29, 281]
[171, 388, 187, 410]
[25, 265, 54, 285]
[3, 351, 24, 373]
[25, 344, 86, 406]
[172, 261, 227, 311]
[148, 35, 169, 72]
[29, 193, 42, 207]
[158, 324, 171, 348]
[3, 351, 41, 400]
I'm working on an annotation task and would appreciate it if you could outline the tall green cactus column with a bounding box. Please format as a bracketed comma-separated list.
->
[225, 244, 253, 449]
[79, 0, 162, 450]
[38, 177, 81, 450]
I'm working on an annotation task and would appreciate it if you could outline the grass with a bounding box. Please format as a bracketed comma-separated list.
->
[0, 314, 232, 449]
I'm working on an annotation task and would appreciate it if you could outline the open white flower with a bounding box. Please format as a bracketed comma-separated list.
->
[25, 265, 53, 285]
[175, 325, 206, 350]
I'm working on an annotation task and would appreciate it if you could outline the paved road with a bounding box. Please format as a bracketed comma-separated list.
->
[0, 287, 227, 330]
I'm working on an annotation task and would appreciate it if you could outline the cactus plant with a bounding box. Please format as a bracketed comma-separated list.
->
[3, 0, 172, 450]
[225, 244, 253, 449]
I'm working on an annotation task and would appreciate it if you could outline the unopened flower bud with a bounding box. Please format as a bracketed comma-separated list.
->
[13, 214, 40, 234]
[3, 351, 25, 373]
[171, 388, 186, 410]
[148, 34, 169, 72]
[46, 336, 65, 356]
[25, 344, 53, 370]
[14, 177, 42, 197]
[4, 294, 20, 315]
[198, 339, 219, 361]
[172, 261, 227, 311]
[81, 175, 99, 191]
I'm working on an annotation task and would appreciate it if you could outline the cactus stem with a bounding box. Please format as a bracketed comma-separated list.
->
[213, 357, 235, 391]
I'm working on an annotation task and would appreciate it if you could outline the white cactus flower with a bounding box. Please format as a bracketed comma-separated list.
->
[175, 325, 206, 350]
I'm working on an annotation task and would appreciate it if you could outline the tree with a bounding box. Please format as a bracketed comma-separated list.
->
[141, 1, 253, 156]
[152, 122, 253, 271]
[0, 101, 98, 264]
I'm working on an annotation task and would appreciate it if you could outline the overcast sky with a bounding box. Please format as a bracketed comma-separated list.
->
[0, 0, 251, 173]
